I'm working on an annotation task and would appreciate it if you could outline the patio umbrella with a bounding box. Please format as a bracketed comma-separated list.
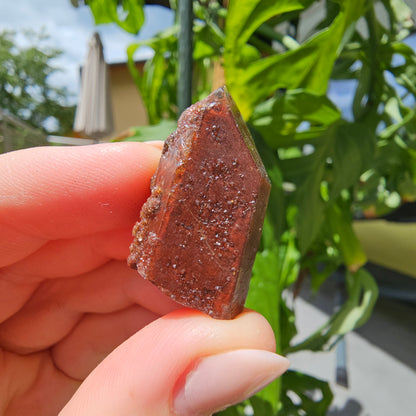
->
[74, 32, 114, 141]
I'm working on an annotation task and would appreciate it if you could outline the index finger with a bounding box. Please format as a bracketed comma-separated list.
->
[0, 142, 160, 241]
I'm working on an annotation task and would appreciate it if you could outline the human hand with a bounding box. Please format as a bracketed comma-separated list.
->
[0, 142, 289, 415]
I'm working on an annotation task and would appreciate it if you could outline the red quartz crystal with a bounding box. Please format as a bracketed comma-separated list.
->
[128, 86, 271, 319]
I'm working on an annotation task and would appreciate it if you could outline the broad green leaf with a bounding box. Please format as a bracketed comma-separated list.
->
[309, 256, 341, 293]
[224, 0, 313, 119]
[330, 122, 376, 198]
[295, 165, 326, 254]
[279, 298, 297, 353]
[248, 249, 281, 348]
[88, 0, 145, 34]
[225, 0, 366, 118]
[246, 230, 299, 411]
[278, 119, 375, 254]
[287, 268, 378, 353]
[127, 26, 179, 124]
[250, 127, 285, 245]
[280, 370, 333, 416]
[249, 396, 276, 415]
[193, 21, 224, 60]
[250, 90, 341, 148]
[283, 141, 330, 254]
[248, 234, 300, 348]
[226, 0, 310, 50]
[352, 61, 372, 120]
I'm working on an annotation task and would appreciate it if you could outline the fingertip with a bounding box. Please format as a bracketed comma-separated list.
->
[161, 307, 277, 353]
[172, 349, 289, 416]
[59, 307, 279, 415]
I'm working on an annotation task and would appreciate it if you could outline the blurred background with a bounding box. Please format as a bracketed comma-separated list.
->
[1, 1, 415, 415]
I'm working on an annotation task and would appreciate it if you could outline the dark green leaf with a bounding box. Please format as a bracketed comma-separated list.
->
[247, 229, 300, 410]
[287, 268, 378, 353]
[250, 126, 285, 244]
[280, 370, 333, 416]
[330, 122, 376, 198]
[279, 298, 297, 353]
[250, 396, 276, 415]
[287, 141, 330, 254]
[88, 0, 145, 34]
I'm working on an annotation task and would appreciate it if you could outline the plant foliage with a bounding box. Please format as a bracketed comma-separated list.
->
[0, 29, 76, 145]
[83, 0, 416, 414]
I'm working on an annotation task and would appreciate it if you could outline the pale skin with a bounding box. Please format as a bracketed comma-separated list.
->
[0, 142, 288, 415]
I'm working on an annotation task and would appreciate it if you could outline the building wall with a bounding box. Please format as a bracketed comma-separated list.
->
[108, 63, 148, 136]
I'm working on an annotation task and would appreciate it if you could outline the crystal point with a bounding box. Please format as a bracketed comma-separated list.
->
[128, 86, 271, 319]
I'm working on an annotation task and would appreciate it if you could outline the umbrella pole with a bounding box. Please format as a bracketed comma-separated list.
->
[177, 0, 193, 115]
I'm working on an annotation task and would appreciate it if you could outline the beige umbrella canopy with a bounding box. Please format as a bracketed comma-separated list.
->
[74, 32, 114, 140]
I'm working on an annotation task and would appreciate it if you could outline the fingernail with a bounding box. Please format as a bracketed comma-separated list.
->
[172, 349, 290, 416]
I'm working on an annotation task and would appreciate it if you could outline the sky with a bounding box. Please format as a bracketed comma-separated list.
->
[1, 0, 416, 117]
[0, 0, 174, 103]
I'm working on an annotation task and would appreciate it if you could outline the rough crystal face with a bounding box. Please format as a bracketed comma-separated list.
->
[128, 86, 271, 319]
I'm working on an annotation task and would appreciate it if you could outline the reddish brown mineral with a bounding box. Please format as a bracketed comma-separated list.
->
[128, 86, 271, 319]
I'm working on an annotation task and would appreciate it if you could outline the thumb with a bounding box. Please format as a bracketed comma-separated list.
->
[59, 309, 289, 416]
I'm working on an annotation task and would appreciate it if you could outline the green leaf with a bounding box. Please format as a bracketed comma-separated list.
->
[248, 249, 281, 347]
[224, 0, 366, 118]
[88, 0, 145, 34]
[249, 396, 276, 415]
[224, 0, 313, 119]
[283, 142, 330, 254]
[330, 121, 376, 198]
[277, 119, 375, 254]
[309, 257, 341, 293]
[226, 0, 310, 50]
[127, 26, 179, 124]
[193, 21, 224, 60]
[250, 126, 285, 244]
[280, 370, 333, 416]
[279, 298, 297, 353]
[250, 90, 341, 148]
[246, 229, 300, 412]
[327, 201, 367, 272]
[248, 233, 300, 346]
[287, 268, 378, 353]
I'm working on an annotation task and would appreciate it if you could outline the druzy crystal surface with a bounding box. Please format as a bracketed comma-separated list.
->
[128, 86, 271, 319]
